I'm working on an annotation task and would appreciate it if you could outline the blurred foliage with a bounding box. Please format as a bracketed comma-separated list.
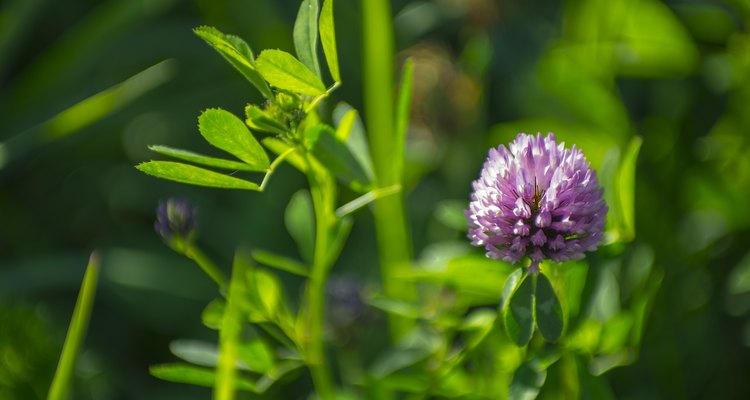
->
[1, 0, 750, 398]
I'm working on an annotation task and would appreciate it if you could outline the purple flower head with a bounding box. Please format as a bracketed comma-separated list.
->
[466, 133, 607, 273]
[155, 198, 196, 241]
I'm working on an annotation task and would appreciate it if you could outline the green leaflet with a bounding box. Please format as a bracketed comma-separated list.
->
[319, 0, 340, 82]
[149, 363, 257, 392]
[148, 145, 261, 172]
[509, 361, 547, 400]
[256, 49, 326, 96]
[617, 136, 642, 241]
[198, 108, 269, 171]
[285, 190, 316, 263]
[136, 161, 260, 190]
[244, 104, 288, 135]
[534, 273, 564, 342]
[333, 103, 375, 182]
[308, 123, 371, 191]
[503, 272, 535, 346]
[194, 26, 272, 99]
[293, 0, 322, 78]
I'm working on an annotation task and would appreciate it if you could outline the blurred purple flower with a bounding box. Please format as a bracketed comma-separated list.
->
[155, 198, 195, 241]
[466, 133, 607, 273]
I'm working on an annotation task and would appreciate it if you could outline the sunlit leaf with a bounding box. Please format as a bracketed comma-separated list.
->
[293, 0, 321, 78]
[198, 108, 269, 170]
[598, 312, 634, 355]
[335, 185, 401, 218]
[149, 363, 257, 392]
[194, 26, 272, 98]
[334, 108, 357, 141]
[616, 136, 642, 241]
[202, 299, 225, 330]
[247, 268, 283, 320]
[503, 273, 535, 346]
[136, 161, 260, 190]
[319, 0, 340, 82]
[535, 273, 564, 342]
[394, 58, 414, 183]
[333, 103, 374, 182]
[256, 49, 326, 96]
[148, 145, 261, 172]
[237, 337, 275, 374]
[285, 190, 315, 263]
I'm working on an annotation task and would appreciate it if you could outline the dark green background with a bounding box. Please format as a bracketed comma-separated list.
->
[1, 0, 749, 398]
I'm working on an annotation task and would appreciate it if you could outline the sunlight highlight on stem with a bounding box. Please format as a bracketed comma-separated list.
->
[362, 0, 417, 340]
[48, 252, 101, 400]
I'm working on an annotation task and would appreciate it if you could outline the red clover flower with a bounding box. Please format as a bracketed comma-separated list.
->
[466, 133, 607, 273]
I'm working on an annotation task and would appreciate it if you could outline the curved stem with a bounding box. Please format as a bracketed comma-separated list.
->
[260, 147, 296, 191]
[185, 244, 228, 291]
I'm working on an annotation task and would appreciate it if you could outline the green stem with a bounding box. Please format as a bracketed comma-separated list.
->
[304, 152, 336, 400]
[260, 147, 296, 191]
[362, 0, 416, 339]
[48, 252, 101, 400]
[214, 252, 248, 400]
[184, 244, 228, 291]
[305, 82, 341, 114]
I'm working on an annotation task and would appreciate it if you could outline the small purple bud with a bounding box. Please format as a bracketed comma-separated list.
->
[155, 198, 196, 242]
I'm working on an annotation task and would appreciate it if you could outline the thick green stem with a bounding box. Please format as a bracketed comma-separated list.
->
[304, 153, 336, 400]
[362, 0, 416, 339]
